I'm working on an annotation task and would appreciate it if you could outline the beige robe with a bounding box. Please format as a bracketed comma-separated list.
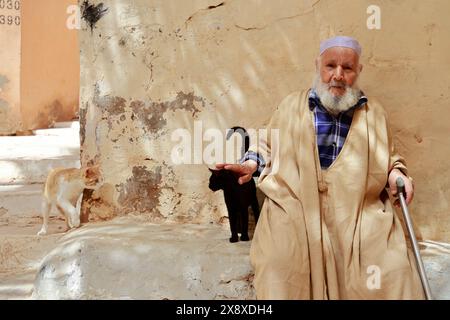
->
[249, 89, 425, 300]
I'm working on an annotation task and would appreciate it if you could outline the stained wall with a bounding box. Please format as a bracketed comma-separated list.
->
[79, 0, 450, 241]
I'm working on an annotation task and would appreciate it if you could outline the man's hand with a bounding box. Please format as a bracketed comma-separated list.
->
[388, 168, 414, 207]
[215, 160, 258, 185]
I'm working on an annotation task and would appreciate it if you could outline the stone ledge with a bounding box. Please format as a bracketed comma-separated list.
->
[31, 220, 450, 300]
[32, 221, 256, 300]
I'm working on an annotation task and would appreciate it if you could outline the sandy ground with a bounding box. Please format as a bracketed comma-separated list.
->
[1, 213, 449, 300]
[0, 214, 243, 300]
[0, 214, 68, 299]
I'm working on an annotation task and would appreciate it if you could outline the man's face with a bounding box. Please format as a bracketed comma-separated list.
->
[317, 47, 362, 97]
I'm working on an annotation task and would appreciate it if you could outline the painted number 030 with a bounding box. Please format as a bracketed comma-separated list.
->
[0, 15, 20, 25]
[0, 0, 21, 10]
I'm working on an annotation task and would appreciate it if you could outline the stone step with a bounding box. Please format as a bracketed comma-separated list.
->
[0, 121, 80, 185]
[0, 136, 79, 158]
[33, 122, 80, 137]
[0, 157, 80, 185]
[51, 121, 79, 129]
[0, 184, 45, 217]
[0, 272, 35, 300]
[32, 222, 255, 300]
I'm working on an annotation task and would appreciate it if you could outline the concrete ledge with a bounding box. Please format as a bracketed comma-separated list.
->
[0, 184, 45, 217]
[32, 222, 256, 300]
[421, 240, 450, 300]
[30, 220, 450, 300]
[0, 122, 80, 185]
[0, 158, 80, 185]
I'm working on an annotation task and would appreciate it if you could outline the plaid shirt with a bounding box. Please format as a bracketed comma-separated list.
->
[309, 89, 368, 169]
[242, 89, 368, 173]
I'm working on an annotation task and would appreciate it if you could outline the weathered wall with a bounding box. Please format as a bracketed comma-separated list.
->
[80, 0, 450, 241]
[0, 0, 21, 135]
[21, 0, 79, 130]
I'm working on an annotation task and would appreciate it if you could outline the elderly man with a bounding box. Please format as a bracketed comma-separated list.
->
[216, 36, 424, 299]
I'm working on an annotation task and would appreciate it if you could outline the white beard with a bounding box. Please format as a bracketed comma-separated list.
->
[313, 74, 362, 116]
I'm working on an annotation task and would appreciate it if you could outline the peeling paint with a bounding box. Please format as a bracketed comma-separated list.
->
[130, 92, 200, 133]
[92, 86, 204, 135]
[81, 156, 112, 222]
[81, 189, 94, 223]
[79, 102, 88, 147]
[117, 166, 163, 215]
[81, 0, 109, 33]
[81, 184, 117, 222]
[129, 92, 203, 134]
[81, 88, 207, 218]
[93, 85, 127, 116]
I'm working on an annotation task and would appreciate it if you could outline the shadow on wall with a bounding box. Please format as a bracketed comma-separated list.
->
[79, 0, 320, 223]
[33, 100, 79, 129]
[20, 0, 80, 131]
[77, 0, 450, 241]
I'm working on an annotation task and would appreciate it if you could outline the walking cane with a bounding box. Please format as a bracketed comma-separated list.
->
[396, 177, 433, 300]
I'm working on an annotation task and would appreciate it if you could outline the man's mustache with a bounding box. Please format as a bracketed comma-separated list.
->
[328, 80, 347, 89]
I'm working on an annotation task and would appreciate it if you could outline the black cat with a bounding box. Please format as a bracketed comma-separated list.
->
[208, 127, 260, 243]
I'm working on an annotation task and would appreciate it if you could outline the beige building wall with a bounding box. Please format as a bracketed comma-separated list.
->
[20, 0, 79, 130]
[0, 0, 21, 135]
[80, 0, 450, 241]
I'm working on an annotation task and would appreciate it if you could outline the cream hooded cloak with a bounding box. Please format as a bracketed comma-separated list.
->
[249, 89, 424, 300]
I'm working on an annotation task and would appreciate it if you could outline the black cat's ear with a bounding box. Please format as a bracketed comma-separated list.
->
[209, 168, 214, 172]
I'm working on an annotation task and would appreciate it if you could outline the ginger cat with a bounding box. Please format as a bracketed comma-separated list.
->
[37, 165, 102, 236]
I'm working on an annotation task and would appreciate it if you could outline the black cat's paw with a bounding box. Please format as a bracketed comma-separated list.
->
[229, 236, 239, 243]
[240, 234, 250, 241]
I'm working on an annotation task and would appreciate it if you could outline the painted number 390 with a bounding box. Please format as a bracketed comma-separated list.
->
[0, 0, 21, 10]
[0, 15, 20, 25]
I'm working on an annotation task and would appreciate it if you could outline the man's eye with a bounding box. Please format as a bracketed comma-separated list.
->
[326, 64, 334, 68]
